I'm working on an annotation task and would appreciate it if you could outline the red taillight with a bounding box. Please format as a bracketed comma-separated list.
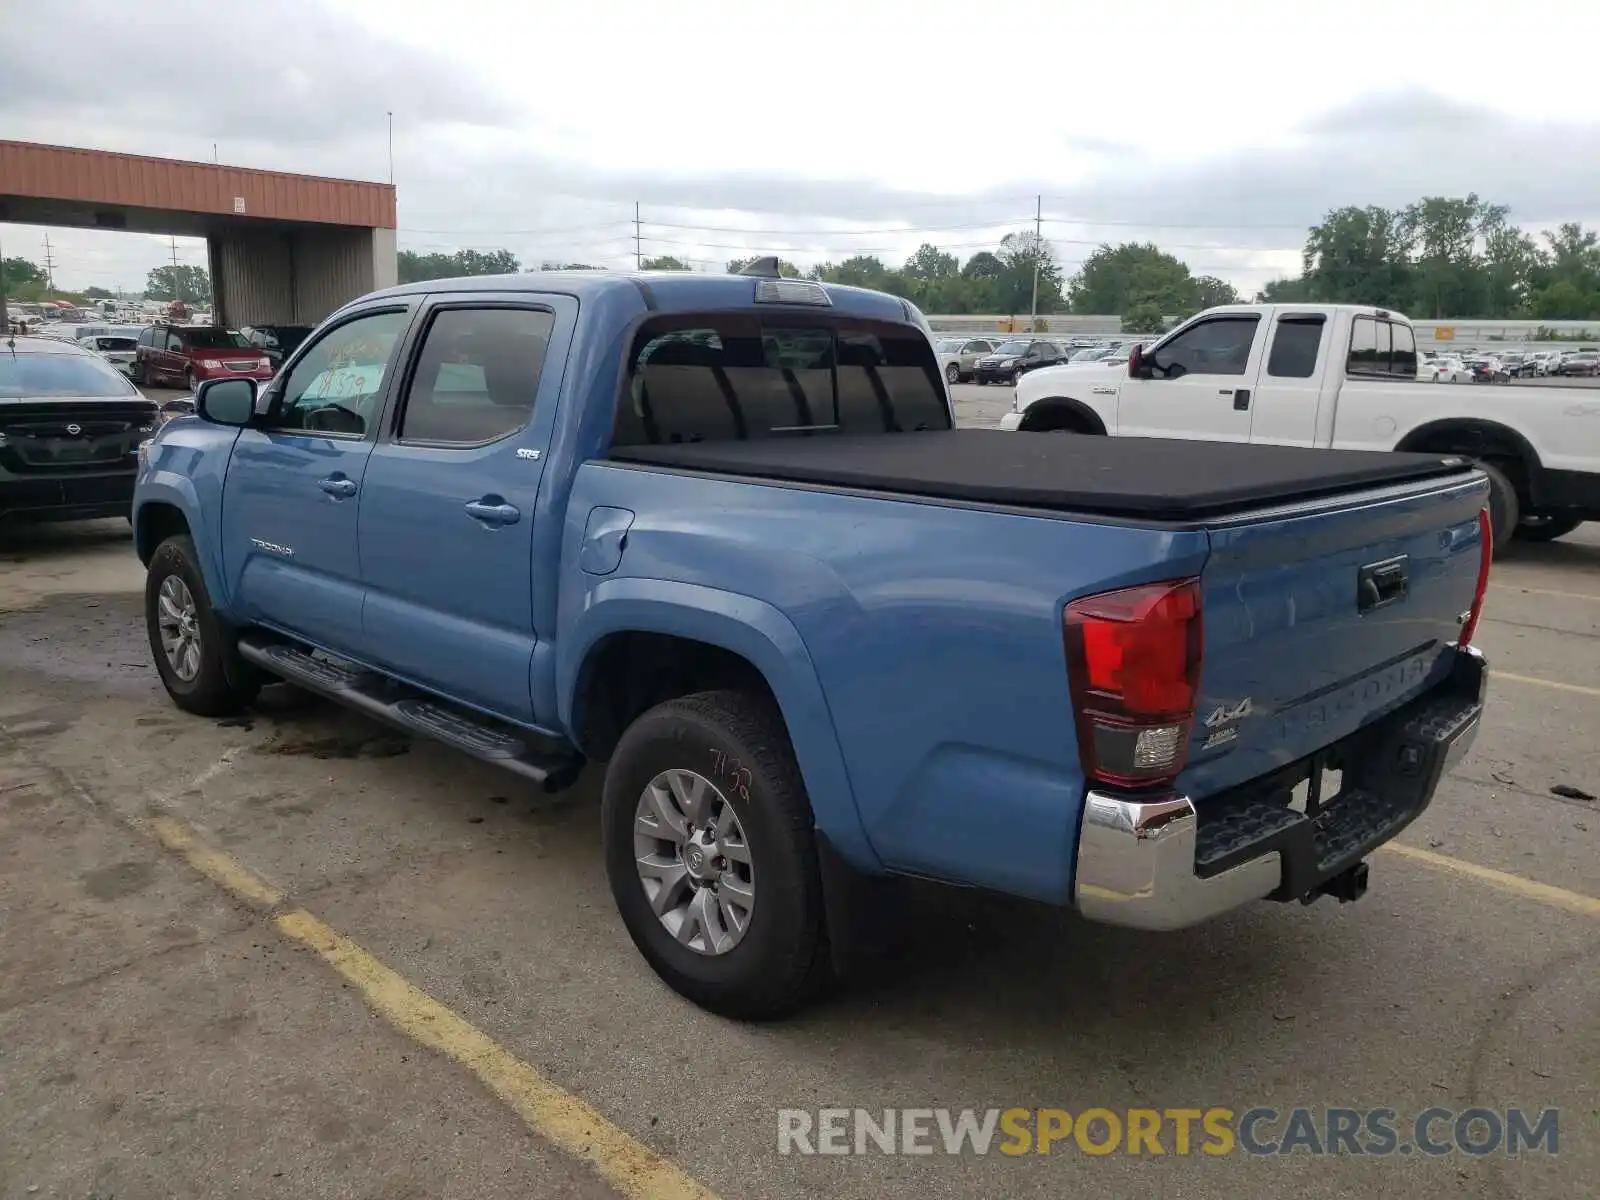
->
[1457, 506, 1493, 646]
[1064, 578, 1203, 789]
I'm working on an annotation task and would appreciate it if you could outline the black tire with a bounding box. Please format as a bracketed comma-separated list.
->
[131, 358, 147, 385]
[185, 368, 198, 393]
[1477, 460, 1521, 553]
[945, 362, 960, 386]
[145, 534, 261, 717]
[1516, 514, 1582, 543]
[602, 690, 829, 1020]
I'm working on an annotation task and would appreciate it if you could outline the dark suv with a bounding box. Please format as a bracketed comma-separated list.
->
[1, 336, 165, 523]
[972, 338, 1067, 384]
[241, 324, 314, 369]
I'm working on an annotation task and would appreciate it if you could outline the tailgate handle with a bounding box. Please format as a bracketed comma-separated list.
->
[1357, 556, 1409, 614]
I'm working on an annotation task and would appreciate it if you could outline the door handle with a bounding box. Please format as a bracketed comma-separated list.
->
[1222, 388, 1251, 411]
[317, 476, 357, 498]
[464, 499, 521, 526]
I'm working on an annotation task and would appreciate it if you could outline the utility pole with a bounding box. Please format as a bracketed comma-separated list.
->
[42, 232, 56, 293]
[1028, 193, 1041, 330]
[0, 228, 9, 329]
[634, 202, 642, 269]
[170, 236, 182, 302]
[386, 112, 394, 184]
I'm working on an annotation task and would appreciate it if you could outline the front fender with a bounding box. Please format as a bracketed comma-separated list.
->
[557, 577, 879, 872]
[133, 470, 231, 612]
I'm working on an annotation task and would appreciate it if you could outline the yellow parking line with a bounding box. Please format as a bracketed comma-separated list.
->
[147, 814, 285, 909]
[1380, 843, 1600, 919]
[145, 813, 720, 1200]
[278, 910, 718, 1200]
[1491, 583, 1600, 604]
[1492, 670, 1600, 699]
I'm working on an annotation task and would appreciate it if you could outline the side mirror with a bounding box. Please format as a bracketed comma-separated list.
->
[195, 377, 256, 427]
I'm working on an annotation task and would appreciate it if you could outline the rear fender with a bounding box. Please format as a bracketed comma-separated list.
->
[557, 577, 878, 871]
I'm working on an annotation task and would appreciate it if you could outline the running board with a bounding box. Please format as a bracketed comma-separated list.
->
[237, 637, 584, 792]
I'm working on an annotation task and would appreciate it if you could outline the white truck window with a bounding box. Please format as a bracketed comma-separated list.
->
[1266, 317, 1326, 378]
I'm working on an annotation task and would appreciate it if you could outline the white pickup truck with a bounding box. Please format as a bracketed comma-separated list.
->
[1001, 303, 1600, 548]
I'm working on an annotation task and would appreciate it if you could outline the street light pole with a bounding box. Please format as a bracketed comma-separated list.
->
[1028, 193, 1041, 330]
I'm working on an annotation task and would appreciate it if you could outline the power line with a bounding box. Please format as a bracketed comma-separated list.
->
[1042, 208, 1312, 231]
[642, 217, 1036, 236]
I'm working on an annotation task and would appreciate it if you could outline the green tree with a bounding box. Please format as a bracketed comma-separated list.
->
[83, 286, 115, 300]
[144, 264, 212, 304]
[1122, 301, 1166, 334]
[1301, 206, 1412, 308]
[398, 248, 521, 283]
[994, 232, 1064, 314]
[640, 255, 694, 271]
[1193, 275, 1240, 308]
[1069, 243, 1195, 316]
[3, 257, 47, 290]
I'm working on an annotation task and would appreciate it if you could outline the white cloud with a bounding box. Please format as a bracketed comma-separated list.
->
[3, 0, 1597, 296]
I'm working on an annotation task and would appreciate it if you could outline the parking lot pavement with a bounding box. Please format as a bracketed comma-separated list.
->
[2, 532, 1597, 1196]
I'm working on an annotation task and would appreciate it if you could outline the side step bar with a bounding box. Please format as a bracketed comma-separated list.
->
[238, 637, 584, 792]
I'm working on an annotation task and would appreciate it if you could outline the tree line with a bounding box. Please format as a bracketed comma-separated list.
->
[1, 257, 212, 306]
[351, 193, 1600, 335]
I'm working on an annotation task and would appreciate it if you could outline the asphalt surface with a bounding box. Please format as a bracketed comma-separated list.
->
[0, 386, 1595, 1199]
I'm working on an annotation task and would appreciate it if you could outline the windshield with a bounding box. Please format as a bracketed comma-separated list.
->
[1069, 349, 1105, 361]
[0, 351, 139, 398]
[993, 340, 1031, 355]
[94, 337, 138, 351]
[935, 338, 963, 352]
[182, 327, 250, 350]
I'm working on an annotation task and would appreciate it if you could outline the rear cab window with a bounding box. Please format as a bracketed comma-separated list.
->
[612, 313, 950, 447]
[1347, 316, 1417, 380]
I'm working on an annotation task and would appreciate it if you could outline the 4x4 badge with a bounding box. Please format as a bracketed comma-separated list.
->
[1204, 698, 1253, 728]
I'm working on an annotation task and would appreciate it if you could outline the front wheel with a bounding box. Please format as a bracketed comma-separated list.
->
[602, 690, 829, 1020]
[145, 534, 261, 716]
[1476, 460, 1521, 553]
[945, 362, 960, 386]
[185, 368, 198, 393]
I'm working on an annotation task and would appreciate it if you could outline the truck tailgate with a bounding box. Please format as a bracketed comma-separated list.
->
[1182, 470, 1489, 800]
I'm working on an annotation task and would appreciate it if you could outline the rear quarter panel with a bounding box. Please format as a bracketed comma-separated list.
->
[558, 462, 1209, 903]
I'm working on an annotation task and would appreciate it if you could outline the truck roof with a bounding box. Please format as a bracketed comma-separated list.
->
[1197, 302, 1416, 324]
[364, 270, 920, 324]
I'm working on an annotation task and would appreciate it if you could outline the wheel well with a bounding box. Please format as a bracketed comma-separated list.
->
[1017, 398, 1106, 435]
[1394, 419, 1543, 505]
[134, 502, 192, 565]
[572, 632, 780, 762]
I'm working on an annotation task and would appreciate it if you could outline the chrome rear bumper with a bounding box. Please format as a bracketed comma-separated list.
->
[1073, 645, 1487, 931]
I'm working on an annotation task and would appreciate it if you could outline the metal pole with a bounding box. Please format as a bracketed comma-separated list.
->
[634, 202, 641, 268]
[1028, 194, 1041, 329]
[0, 228, 9, 330]
[387, 112, 394, 184]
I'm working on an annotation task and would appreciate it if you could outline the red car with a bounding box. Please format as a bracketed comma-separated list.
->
[132, 324, 275, 391]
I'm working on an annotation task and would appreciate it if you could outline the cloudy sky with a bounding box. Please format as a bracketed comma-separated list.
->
[3, 0, 1597, 299]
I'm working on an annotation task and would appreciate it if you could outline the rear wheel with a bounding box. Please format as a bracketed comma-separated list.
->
[1516, 514, 1582, 543]
[185, 368, 198, 393]
[602, 690, 829, 1019]
[945, 362, 960, 385]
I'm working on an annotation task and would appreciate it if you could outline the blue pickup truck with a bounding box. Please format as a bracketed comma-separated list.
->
[132, 265, 1492, 1018]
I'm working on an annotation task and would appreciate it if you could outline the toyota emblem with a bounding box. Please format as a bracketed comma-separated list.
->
[65, 423, 82, 435]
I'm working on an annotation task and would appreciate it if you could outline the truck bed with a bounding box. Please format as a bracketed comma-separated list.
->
[608, 430, 1472, 522]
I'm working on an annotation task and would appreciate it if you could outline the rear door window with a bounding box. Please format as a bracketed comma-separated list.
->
[614, 315, 949, 446]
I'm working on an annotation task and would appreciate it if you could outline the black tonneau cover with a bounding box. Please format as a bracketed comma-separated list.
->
[608, 429, 1472, 521]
